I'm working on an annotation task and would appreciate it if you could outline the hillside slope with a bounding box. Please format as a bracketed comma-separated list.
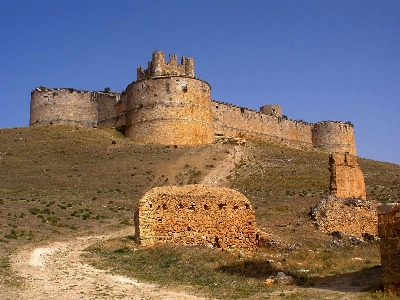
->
[1, 124, 399, 298]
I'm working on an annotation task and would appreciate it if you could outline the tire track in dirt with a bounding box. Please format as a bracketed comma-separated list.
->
[10, 227, 208, 300]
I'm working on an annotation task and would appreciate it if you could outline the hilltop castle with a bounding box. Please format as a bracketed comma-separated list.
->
[30, 50, 357, 155]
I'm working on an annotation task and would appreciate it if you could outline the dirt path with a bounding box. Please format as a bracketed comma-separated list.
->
[201, 145, 243, 187]
[10, 228, 207, 300]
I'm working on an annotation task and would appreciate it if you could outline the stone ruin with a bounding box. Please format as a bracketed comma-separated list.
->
[329, 152, 366, 200]
[134, 185, 257, 251]
[310, 153, 377, 237]
[310, 196, 377, 238]
[377, 203, 400, 295]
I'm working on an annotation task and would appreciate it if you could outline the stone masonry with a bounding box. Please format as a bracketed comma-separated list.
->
[30, 50, 357, 154]
[377, 203, 400, 295]
[329, 152, 366, 200]
[134, 185, 258, 251]
[310, 196, 377, 237]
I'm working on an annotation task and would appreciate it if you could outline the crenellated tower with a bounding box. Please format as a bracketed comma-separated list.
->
[125, 50, 214, 146]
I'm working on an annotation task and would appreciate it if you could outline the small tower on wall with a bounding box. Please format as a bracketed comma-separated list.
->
[125, 50, 214, 146]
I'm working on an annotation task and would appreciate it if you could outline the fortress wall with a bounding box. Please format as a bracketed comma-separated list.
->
[377, 203, 400, 295]
[124, 77, 214, 145]
[212, 101, 313, 148]
[30, 88, 98, 127]
[96, 92, 125, 129]
[135, 185, 258, 250]
[312, 122, 356, 155]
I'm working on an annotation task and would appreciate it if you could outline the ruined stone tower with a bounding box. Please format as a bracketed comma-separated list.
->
[124, 50, 214, 146]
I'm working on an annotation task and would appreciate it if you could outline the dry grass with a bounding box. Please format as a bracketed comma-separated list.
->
[1, 124, 399, 299]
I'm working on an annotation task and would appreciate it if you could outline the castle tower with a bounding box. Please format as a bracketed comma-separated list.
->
[30, 87, 98, 127]
[312, 121, 357, 155]
[125, 50, 214, 146]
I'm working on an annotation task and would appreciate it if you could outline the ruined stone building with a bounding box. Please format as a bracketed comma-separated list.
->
[30, 50, 357, 155]
[134, 185, 258, 250]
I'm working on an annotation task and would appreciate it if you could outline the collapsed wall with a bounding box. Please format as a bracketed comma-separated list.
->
[134, 185, 258, 250]
[377, 203, 400, 295]
[310, 196, 377, 237]
[329, 152, 366, 200]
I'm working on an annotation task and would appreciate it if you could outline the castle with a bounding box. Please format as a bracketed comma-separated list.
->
[30, 50, 357, 155]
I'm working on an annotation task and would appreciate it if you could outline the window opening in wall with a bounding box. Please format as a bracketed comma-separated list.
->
[218, 203, 226, 209]
[178, 203, 183, 209]
[158, 218, 162, 223]
[149, 203, 152, 208]
[162, 204, 167, 210]
[187, 226, 191, 231]
[216, 105, 218, 109]
[204, 204, 210, 210]
[245, 204, 249, 209]
[240, 107, 245, 114]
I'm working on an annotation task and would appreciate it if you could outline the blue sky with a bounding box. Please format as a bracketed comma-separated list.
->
[1, 0, 399, 164]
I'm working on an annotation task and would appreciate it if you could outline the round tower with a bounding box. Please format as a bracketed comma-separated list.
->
[312, 121, 356, 155]
[124, 51, 214, 146]
[30, 87, 98, 127]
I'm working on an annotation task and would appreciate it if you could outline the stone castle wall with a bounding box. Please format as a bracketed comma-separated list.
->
[212, 100, 314, 149]
[29, 50, 358, 154]
[329, 153, 366, 199]
[134, 185, 258, 250]
[30, 88, 98, 127]
[313, 122, 356, 155]
[124, 76, 214, 145]
[377, 203, 400, 295]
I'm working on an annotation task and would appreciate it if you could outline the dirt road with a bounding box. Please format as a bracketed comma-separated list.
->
[10, 228, 207, 300]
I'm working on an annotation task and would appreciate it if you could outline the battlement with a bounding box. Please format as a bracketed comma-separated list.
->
[137, 50, 194, 80]
[29, 50, 359, 154]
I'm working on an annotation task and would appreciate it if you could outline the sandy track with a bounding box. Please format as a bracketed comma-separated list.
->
[201, 145, 243, 187]
[10, 228, 207, 300]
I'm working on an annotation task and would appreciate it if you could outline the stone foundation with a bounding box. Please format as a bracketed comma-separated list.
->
[310, 196, 377, 237]
[134, 185, 257, 250]
[377, 203, 400, 295]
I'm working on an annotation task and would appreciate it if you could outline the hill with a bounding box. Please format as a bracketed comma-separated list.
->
[1, 124, 399, 299]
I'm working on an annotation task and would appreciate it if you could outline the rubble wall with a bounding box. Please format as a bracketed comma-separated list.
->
[310, 196, 377, 237]
[134, 185, 257, 250]
[377, 203, 400, 295]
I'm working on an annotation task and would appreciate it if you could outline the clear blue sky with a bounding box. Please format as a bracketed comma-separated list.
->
[1, 0, 399, 164]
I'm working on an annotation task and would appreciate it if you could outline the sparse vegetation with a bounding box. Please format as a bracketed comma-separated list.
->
[0, 124, 399, 299]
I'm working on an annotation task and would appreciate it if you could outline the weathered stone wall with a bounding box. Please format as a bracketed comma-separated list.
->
[377, 203, 400, 295]
[260, 104, 282, 117]
[329, 153, 366, 200]
[310, 196, 377, 237]
[134, 185, 258, 250]
[137, 50, 194, 80]
[124, 77, 214, 145]
[312, 121, 356, 155]
[212, 100, 314, 149]
[30, 88, 98, 127]
[29, 50, 358, 154]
